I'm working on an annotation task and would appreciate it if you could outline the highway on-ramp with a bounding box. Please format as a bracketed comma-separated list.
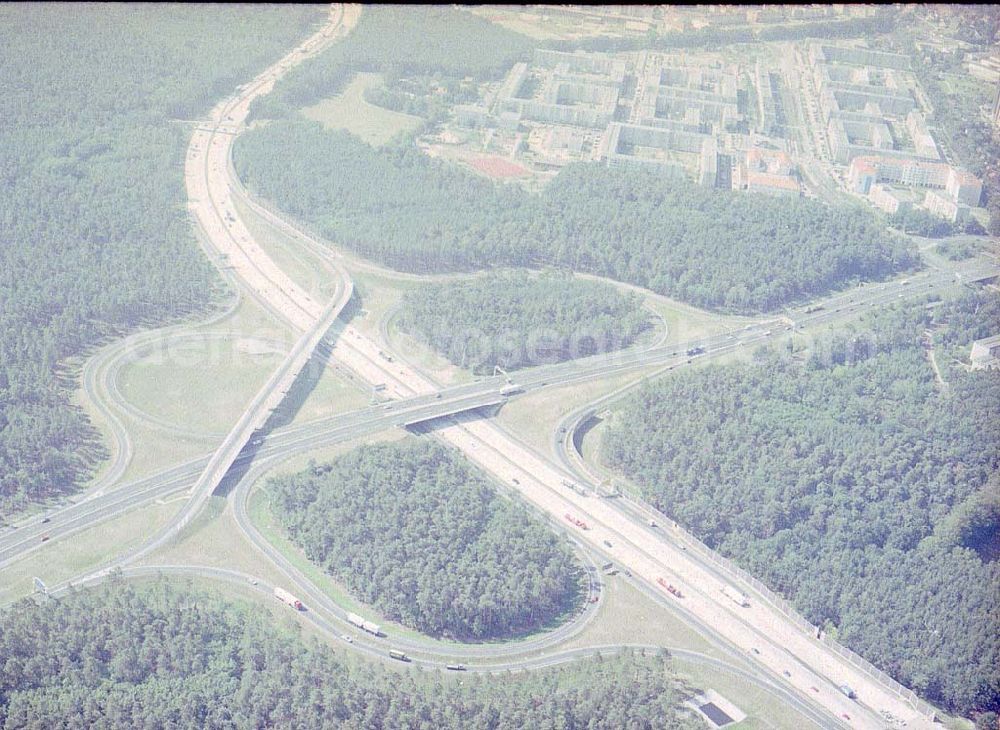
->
[6, 6, 996, 728]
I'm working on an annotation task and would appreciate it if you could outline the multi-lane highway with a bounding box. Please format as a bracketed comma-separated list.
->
[49, 562, 834, 728]
[5, 5, 997, 728]
[6, 262, 995, 673]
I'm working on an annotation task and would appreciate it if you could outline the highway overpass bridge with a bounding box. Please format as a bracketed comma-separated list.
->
[84, 284, 351, 575]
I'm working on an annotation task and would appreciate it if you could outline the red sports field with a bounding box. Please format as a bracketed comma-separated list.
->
[469, 156, 529, 178]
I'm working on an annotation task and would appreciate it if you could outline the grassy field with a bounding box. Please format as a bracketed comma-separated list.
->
[562, 575, 818, 730]
[673, 658, 820, 730]
[193, 285, 293, 343]
[0, 500, 180, 605]
[563, 573, 719, 657]
[470, 7, 615, 40]
[70, 288, 297, 488]
[114, 420, 216, 488]
[497, 365, 664, 458]
[301, 72, 423, 146]
[282, 359, 370, 426]
[146, 495, 294, 587]
[117, 338, 285, 434]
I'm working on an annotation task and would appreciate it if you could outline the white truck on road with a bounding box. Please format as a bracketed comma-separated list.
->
[346, 612, 382, 636]
[722, 584, 750, 607]
[274, 586, 304, 611]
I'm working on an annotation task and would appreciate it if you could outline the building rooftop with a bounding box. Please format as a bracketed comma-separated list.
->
[747, 171, 800, 191]
[851, 155, 952, 174]
[747, 147, 792, 167]
[972, 333, 1000, 348]
[949, 168, 981, 185]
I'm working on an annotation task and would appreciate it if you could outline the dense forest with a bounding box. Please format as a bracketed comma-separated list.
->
[398, 272, 651, 374]
[0, 578, 699, 729]
[601, 293, 1000, 716]
[0, 6, 323, 516]
[248, 6, 534, 121]
[235, 120, 916, 313]
[269, 440, 581, 640]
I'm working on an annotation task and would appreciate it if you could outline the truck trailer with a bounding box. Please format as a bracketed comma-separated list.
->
[274, 586, 304, 611]
[721, 584, 750, 607]
[346, 612, 382, 636]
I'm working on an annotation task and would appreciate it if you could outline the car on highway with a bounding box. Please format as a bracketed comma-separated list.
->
[603, 540, 613, 548]
[810, 686, 819, 693]
[751, 647, 760, 655]
[341, 634, 353, 644]
[842, 714, 850, 721]
[41, 517, 50, 524]
[41, 534, 50, 542]
[511, 478, 520, 485]
[782, 670, 791, 678]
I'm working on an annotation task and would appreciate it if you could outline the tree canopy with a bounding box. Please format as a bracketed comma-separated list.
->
[269, 440, 582, 640]
[0, 5, 323, 516]
[398, 272, 651, 374]
[0, 577, 698, 729]
[248, 6, 534, 120]
[601, 294, 1000, 716]
[234, 119, 917, 314]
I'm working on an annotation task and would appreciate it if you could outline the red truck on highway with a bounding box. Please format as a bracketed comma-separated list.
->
[564, 513, 589, 530]
[657, 577, 683, 598]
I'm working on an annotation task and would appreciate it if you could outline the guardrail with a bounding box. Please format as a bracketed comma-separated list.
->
[617, 482, 938, 720]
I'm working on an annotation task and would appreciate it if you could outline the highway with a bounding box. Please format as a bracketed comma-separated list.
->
[49, 563, 834, 728]
[77, 3, 362, 576]
[5, 260, 995, 581]
[5, 5, 997, 728]
[209, 198, 988, 729]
